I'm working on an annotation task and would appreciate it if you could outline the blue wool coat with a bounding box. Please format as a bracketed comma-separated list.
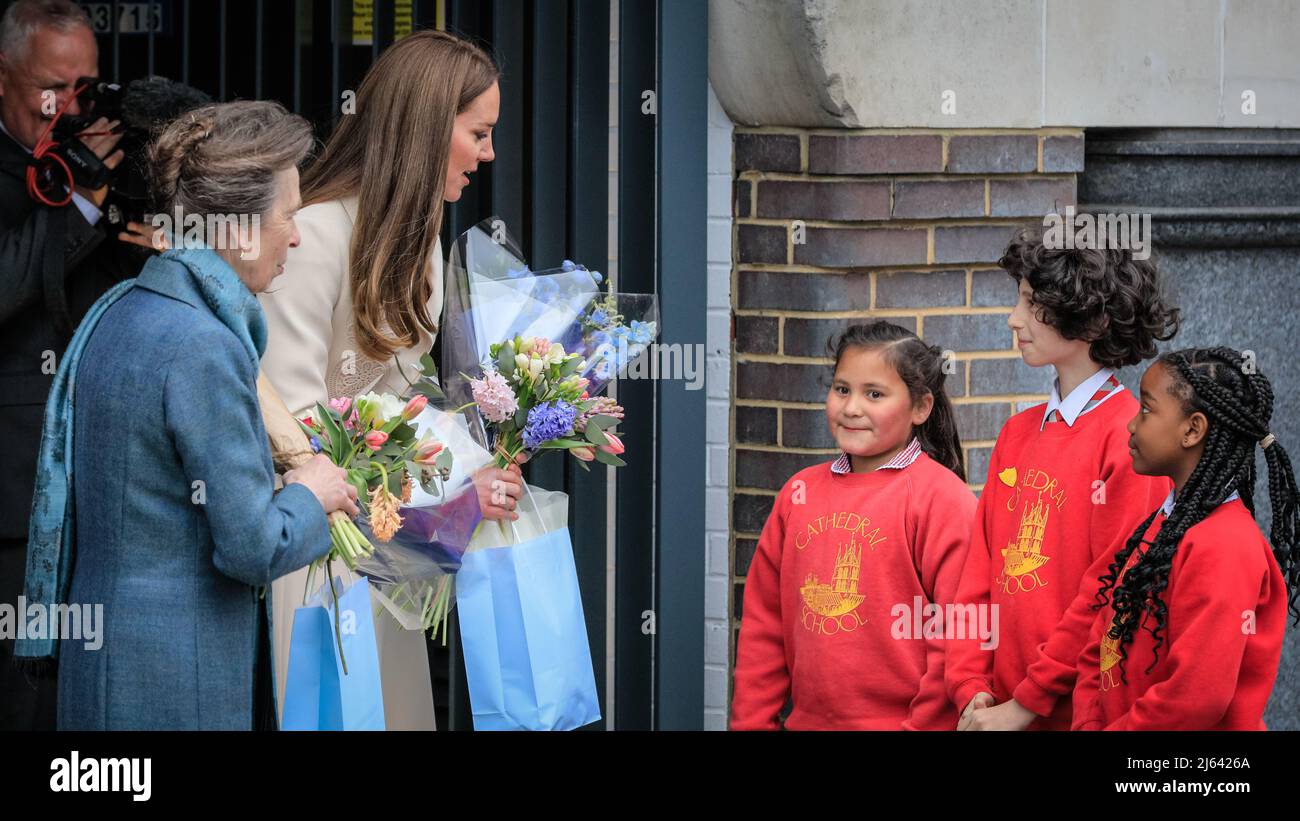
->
[57, 256, 331, 730]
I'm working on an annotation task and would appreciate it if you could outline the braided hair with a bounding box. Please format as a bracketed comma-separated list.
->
[1093, 347, 1300, 681]
[828, 321, 965, 481]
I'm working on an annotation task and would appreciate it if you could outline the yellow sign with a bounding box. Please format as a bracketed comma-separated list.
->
[353, 1, 414, 45]
[396, 1, 414, 39]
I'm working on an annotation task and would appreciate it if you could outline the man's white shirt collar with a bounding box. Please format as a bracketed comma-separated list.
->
[1041, 366, 1118, 430]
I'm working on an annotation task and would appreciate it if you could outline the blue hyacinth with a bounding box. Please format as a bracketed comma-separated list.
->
[523, 400, 578, 449]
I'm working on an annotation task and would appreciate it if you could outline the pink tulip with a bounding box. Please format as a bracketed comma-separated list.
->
[401, 394, 428, 421]
[415, 441, 444, 464]
[598, 432, 624, 455]
[571, 446, 596, 462]
[328, 396, 352, 416]
[365, 431, 389, 451]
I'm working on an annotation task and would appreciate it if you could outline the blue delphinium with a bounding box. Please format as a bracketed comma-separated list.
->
[589, 308, 610, 326]
[629, 320, 655, 345]
[561, 259, 577, 272]
[523, 400, 578, 449]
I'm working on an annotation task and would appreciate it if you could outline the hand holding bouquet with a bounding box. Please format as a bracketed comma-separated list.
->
[296, 392, 454, 567]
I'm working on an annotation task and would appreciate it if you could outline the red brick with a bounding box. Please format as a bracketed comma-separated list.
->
[756, 180, 890, 221]
[794, 227, 928, 268]
[989, 178, 1077, 217]
[808, 134, 944, 174]
[892, 179, 985, 219]
[947, 135, 1037, 173]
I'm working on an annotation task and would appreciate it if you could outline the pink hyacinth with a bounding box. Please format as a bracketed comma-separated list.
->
[470, 370, 520, 424]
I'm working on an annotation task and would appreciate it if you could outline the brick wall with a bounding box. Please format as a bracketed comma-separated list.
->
[727, 128, 1084, 708]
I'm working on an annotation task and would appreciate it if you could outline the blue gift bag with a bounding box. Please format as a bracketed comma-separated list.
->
[282, 575, 386, 730]
[457, 523, 602, 731]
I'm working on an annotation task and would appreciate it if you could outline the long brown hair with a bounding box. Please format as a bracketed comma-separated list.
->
[301, 29, 499, 360]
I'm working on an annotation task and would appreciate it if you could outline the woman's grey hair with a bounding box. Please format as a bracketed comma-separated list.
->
[149, 100, 315, 217]
[0, 0, 91, 63]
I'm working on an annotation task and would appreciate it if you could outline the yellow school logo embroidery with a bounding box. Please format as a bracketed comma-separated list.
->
[1099, 629, 1122, 692]
[995, 498, 1052, 595]
[800, 537, 868, 635]
[997, 467, 1017, 487]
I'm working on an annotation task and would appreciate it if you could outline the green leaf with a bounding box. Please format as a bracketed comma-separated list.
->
[558, 356, 581, 377]
[536, 437, 586, 449]
[593, 449, 625, 468]
[588, 414, 619, 430]
[584, 425, 610, 446]
[419, 353, 438, 378]
[573, 456, 591, 472]
[514, 406, 528, 429]
[414, 381, 445, 401]
[348, 474, 368, 504]
[434, 447, 454, 472]
[314, 402, 346, 463]
[498, 343, 516, 376]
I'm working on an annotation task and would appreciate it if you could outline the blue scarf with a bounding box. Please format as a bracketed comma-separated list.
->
[17, 247, 266, 663]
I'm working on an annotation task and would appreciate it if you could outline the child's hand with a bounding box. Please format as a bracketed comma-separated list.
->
[956, 691, 995, 730]
[960, 697, 1037, 731]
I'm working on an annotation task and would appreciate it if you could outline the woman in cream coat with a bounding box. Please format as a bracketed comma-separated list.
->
[259, 31, 523, 730]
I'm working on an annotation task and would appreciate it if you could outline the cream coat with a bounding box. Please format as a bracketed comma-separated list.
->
[259, 195, 444, 730]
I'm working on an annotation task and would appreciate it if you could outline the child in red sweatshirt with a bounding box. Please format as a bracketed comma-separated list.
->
[731, 321, 976, 730]
[1072, 347, 1298, 730]
[947, 232, 1180, 731]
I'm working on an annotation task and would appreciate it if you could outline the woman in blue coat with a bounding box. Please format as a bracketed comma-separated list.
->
[18, 100, 359, 729]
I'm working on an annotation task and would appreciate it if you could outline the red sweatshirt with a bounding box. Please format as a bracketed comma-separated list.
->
[944, 391, 1171, 730]
[730, 452, 976, 730]
[1072, 498, 1287, 730]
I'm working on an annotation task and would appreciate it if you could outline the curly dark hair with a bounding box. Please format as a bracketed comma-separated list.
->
[1092, 347, 1300, 682]
[999, 224, 1180, 369]
[826, 321, 965, 481]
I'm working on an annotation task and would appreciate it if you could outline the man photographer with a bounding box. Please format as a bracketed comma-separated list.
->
[0, 0, 154, 730]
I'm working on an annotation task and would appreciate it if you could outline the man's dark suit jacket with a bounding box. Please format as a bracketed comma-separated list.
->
[0, 128, 142, 540]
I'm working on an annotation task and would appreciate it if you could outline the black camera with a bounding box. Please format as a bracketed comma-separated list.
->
[46, 75, 210, 229]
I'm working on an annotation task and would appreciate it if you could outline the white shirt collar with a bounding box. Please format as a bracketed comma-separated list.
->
[831, 437, 922, 475]
[1159, 488, 1241, 517]
[1042, 367, 1116, 429]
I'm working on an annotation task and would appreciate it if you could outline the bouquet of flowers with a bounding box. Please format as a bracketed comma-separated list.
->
[461, 335, 627, 470]
[438, 218, 658, 421]
[296, 390, 492, 644]
[346, 389, 491, 642]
